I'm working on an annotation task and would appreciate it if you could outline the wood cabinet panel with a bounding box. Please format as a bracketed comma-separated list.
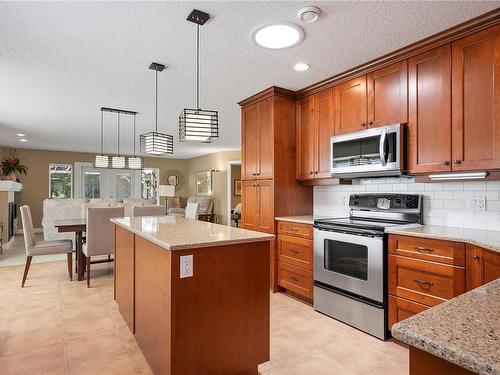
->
[389, 235, 465, 266]
[452, 25, 500, 170]
[241, 181, 258, 231]
[389, 254, 465, 307]
[315, 88, 335, 178]
[296, 96, 315, 180]
[114, 225, 135, 333]
[277, 234, 313, 270]
[408, 45, 452, 173]
[242, 104, 259, 180]
[278, 261, 313, 299]
[241, 180, 274, 234]
[388, 295, 429, 329]
[258, 98, 274, 179]
[257, 180, 274, 234]
[334, 76, 367, 135]
[277, 221, 313, 239]
[367, 61, 408, 128]
[466, 245, 500, 291]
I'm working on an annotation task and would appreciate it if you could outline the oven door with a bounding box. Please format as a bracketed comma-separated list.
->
[314, 229, 384, 303]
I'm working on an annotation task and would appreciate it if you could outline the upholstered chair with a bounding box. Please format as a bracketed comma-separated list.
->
[185, 202, 200, 220]
[20, 205, 73, 287]
[132, 205, 165, 217]
[168, 196, 213, 218]
[83, 206, 124, 287]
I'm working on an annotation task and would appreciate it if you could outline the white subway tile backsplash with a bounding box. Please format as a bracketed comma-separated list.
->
[314, 180, 500, 231]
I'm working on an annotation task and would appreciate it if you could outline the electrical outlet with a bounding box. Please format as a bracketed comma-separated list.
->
[474, 197, 486, 212]
[180, 255, 193, 278]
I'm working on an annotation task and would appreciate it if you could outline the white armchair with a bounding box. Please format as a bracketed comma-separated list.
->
[168, 196, 213, 219]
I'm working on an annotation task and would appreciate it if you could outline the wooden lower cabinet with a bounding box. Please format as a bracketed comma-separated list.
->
[466, 244, 500, 291]
[276, 220, 313, 300]
[241, 180, 274, 234]
[388, 295, 429, 328]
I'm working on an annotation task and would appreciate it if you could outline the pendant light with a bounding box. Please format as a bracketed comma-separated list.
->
[140, 63, 174, 155]
[111, 113, 126, 169]
[179, 9, 219, 143]
[94, 109, 110, 168]
[128, 114, 143, 169]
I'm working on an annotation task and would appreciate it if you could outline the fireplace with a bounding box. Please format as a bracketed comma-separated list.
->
[8, 202, 17, 241]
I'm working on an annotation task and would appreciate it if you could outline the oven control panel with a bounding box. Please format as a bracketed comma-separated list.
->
[349, 194, 421, 210]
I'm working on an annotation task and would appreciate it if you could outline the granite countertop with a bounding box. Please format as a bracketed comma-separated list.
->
[275, 215, 314, 225]
[386, 225, 500, 254]
[392, 279, 500, 375]
[112, 216, 274, 251]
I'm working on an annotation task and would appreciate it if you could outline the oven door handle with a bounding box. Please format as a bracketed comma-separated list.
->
[379, 129, 387, 166]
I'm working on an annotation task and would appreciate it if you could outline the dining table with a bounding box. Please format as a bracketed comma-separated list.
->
[55, 218, 86, 281]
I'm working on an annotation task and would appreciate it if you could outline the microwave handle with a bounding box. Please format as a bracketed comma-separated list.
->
[379, 129, 387, 166]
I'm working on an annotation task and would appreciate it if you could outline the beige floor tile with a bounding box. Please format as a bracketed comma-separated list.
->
[63, 313, 116, 340]
[0, 343, 66, 375]
[65, 330, 126, 362]
[0, 324, 64, 355]
[67, 350, 137, 375]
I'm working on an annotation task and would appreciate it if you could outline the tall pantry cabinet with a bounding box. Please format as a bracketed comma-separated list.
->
[239, 87, 313, 291]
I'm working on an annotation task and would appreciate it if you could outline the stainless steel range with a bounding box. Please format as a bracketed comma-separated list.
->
[313, 193, 423, 339]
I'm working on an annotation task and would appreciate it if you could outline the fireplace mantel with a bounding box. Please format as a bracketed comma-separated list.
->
[0, 181, 23, 192]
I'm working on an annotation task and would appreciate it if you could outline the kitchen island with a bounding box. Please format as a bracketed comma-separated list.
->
[111, 216, 274, 375]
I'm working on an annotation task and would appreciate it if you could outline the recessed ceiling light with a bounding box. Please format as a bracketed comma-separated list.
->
[19, 138, 27, 142]
[251, 22, 304, 49]
[16, 133, 26, 137]
[294, 63, 310, 71]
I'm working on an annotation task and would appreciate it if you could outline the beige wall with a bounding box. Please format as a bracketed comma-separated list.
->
[231, 164, 241, 209]
[1, 147, 188, 228]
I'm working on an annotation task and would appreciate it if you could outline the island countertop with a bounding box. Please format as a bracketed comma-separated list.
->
[111, 215, 274, 251]
[392, 279, 500, 375]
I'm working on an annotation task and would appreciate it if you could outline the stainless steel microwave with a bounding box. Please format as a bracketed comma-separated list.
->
[330, 123, 405, 179]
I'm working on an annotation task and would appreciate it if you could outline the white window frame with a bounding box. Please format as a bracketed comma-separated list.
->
[49, 163, 74, 199]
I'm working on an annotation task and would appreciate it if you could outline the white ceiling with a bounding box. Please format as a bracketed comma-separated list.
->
[0, 1, 498, 159]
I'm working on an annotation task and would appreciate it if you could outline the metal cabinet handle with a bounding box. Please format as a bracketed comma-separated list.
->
[290, 276, 300, 282]
[442, 161, 450, 166]
[413, 279, 434, 287]
[473, 255, 481, 260]
[453, 160, 462, 164]
[288, 228, 299, 232]
[414, 246, 434, 253]
[368, 121, 373, 126]
[361, 122, 366, 127]
[314, 171, 319, 174]
[289, 249, 300, 254]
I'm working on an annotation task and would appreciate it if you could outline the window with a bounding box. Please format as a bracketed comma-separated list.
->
[49, 164, 73, 198]
[83, 171, 101, 199]
[141, 168, 159, 199]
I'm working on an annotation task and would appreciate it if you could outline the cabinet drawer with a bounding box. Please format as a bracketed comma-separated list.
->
[278, 262, 313, 299]
[389, 254, 465, 307]
[388, 295, 429, 329]
[278, 234, 312, 270]
[389, 235, 465, 266]
[277, 221, 312, 239]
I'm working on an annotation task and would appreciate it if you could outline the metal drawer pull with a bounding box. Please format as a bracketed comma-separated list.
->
[414, 246, 434, 253]
[413, 279, 434, 287]
[473, 255, 481, 260]
[290, 276, 300, 282]
[289, 249, 300, 254]
[288, 228, 299, 232]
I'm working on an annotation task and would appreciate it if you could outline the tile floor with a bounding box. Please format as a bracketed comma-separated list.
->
[0, 260, 408, 375]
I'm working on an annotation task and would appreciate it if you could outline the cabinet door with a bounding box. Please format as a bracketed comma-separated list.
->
[452, 25, 500, 170]
[334, 76, 367, 135]
[258, 98, 274, 180]
[257, 179, 274, 234]
[241, 181, 258, 231]
[367, 61, 408, 128]
[296, 96, 315, 180]
[408, 45, 452, 173]
[315, 88, 335, 178]
[466, 245, 500, 291]
[242, 104, 259, 180]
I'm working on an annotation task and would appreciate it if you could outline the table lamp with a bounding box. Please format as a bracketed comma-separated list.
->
[158, 185, 175, 213]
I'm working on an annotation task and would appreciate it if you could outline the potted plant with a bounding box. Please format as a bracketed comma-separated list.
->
[1, 151, 28, 181]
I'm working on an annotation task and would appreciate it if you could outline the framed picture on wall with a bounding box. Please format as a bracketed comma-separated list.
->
[196, 170, 212, 196]
[234, 180, 241, 196]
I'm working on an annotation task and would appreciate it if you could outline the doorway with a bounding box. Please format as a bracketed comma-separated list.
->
[226, 160, 241, 227]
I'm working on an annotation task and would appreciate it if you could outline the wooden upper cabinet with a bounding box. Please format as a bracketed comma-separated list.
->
[258, 98, 274, 179]
[315, 88, 335, 178]
[334, 76, 367, 135]
[296, 96, 315, 180]
[242, 104, 259, 179]
[408, 45, 452, 173]
[452, 25, 500, 171]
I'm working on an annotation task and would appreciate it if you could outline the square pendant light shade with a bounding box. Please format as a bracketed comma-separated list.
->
[111, 156, 126, 169]
[94, 155, 110, 168]
[179, 108, 219, 143]
[140, 132, 174, 155]
[127, 157, 143, 169]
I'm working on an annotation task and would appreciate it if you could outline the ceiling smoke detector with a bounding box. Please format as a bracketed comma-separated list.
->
[298, 6, 321, 23]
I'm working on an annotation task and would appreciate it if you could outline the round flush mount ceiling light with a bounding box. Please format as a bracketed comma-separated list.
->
[294, 63, 310, 71]
[251, 22, 304, 49]
[298, 6, 321, 23]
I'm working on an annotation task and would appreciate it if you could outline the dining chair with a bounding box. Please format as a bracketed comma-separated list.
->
[83, 206, 124, 287]
[185, 202, 200, 220]
[20, 205, 73, 287]
[132, 205, 165, 217]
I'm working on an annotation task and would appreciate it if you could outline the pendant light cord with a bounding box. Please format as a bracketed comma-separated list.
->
[196, 23, 200, 110]
[117, 113, 120, 156]
[155, 69, 158, 132]
[100, 110, 104, 155]
[133, 114, 136, 157]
